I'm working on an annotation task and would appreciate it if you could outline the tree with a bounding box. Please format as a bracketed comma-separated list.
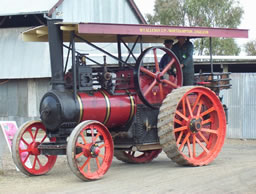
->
[245, 40, 256, 56]
[146, 0, 243, 55]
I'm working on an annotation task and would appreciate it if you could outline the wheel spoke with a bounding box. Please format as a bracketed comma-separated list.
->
[87, 161, 91, 173]
[20, 149, 29, 153]
[174, 126, 188, 133]
[40, 134, 47, 144]
[201, 128, 218, 135]
[179, 133, 190, 151]
[33, 128, 39, 141]
[198, 131, 209, 144]
[80, 131, 87, 144]
[98, 154, 104, 159]
[153, 48, 160, 72]
[22, 152, 31, 163]
[195, 137, 209, 153]
[174, 118, 183, 125]
[161, 58, 175, 75]
[176, 131, 184, 145]
[144, 79, 157, 97]
[140, 66, 156, 78]
[76, 143, 86, 148]
[182, 98, 186, 117]
[193, 134, 196, 158]
[75, 152, 84, 159]
[187, 139, 193, 159]
[91, 127, 95, 139]
[192, 93, 202, 113]
[162, 79, 178, 89]
[186, 96, 193, 117]
[159, 83, 164, 101]
[93, 133, 100, 143]
[32, 156, 37, 169]
[176, 110, 189, 122]
[28, 128, 34, 140]
[202, 118, 212, 125]
[196, 100, 203, 118]
[200, 107, 215, 117]
[80, 157, 91, 171]
[21, 137, 29, 146]
[95, 157, 101, 169]
[99, 143, 105, 149]
[36, 156, 42, 168]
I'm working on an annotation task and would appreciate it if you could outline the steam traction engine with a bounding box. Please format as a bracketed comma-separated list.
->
[12, 21, 248, 181]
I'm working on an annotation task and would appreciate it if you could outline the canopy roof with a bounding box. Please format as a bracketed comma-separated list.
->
[23, 23, 248, 43]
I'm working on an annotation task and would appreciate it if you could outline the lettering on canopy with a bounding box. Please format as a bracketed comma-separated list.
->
[139, 27, 209, 35]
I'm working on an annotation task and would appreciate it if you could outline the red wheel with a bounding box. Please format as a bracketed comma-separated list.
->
[67, 120, 114, 181]
[134, 46, 182, 109]
[11, 120, 57, 175]
[158, 86, 226, 166]
[114, 149, 162, 164]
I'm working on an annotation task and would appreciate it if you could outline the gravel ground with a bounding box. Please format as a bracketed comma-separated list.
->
[0, 138, 256, 194]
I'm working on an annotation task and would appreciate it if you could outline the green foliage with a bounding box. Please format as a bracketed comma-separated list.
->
[146, 0, 244, 55]
[245, 41, 256, 56]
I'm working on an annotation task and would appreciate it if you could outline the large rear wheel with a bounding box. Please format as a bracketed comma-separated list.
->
[157, 86, 226, 166]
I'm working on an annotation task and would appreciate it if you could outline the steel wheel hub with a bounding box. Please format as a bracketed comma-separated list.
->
[189, 118, 202, 133]
[156, 72, 163, 83]
[83, 144, 100, 158]
[29, 142, 40, 155]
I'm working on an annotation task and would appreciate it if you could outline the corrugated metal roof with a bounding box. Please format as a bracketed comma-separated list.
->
[53, 0, 142, 24]
[0, 0, 59, 16]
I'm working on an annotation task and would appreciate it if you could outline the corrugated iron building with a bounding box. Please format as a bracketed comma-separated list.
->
[221, 73, 256, 139]
[196, 57, 256, 139]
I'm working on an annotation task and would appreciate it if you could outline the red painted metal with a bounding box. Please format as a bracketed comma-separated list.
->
[78, 23, 248, 38]
[78, 90, 136, 128]
[135, 47, 183, 108]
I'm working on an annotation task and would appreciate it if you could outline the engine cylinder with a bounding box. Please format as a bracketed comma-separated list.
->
[77, 90, 136, 128]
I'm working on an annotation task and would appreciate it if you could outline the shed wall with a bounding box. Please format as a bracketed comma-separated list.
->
[221, 73, 256, 139]
[0, 79, 50, 126]
[0, 28, 51, 79]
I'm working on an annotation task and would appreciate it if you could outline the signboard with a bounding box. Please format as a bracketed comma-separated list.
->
[0, 121, 17, 153]
[0, 121, 31, 171]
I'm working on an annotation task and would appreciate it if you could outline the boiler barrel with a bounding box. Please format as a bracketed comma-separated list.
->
[77, 90, 136, 128]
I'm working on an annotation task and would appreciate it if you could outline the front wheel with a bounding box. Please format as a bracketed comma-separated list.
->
[67, 120, 114, 181]
[12, 120, 57, 176]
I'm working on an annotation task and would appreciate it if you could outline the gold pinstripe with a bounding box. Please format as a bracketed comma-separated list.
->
[100, 91, 111, 124]
[76, 95, 83, 123]
[128, 94, 135, 123]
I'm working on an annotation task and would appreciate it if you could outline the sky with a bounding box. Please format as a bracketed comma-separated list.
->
[134, 0, 255, 52]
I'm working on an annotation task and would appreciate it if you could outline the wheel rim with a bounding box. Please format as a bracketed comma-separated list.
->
[12, 121, 57, 176]
[134, 46, 182, 109]
[115, 149, 162, 164]
[67, 121, 114, 180]
[158, 86, 226, 166]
